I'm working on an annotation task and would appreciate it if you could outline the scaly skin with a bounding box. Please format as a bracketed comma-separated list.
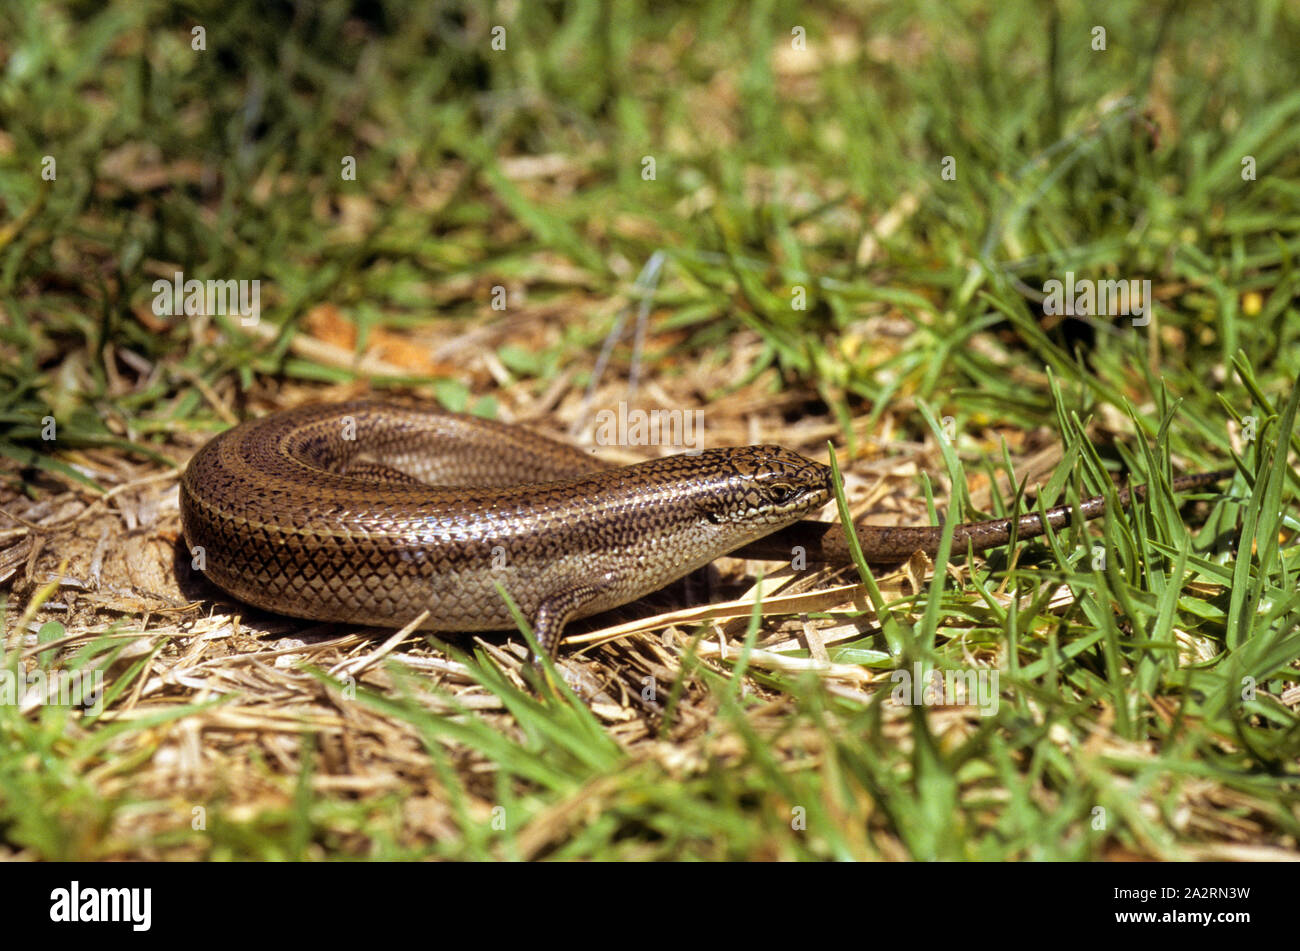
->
[180, 400, 1232, 659]
[180, 400, 831, 657]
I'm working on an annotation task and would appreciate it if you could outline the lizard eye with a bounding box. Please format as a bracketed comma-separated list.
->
[770, 483, 798, 505]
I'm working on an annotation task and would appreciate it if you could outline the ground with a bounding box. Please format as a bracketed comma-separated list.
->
[0, 0, 1297, 860]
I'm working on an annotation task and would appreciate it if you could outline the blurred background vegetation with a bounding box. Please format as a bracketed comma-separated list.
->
[1, 0, 1295, 442]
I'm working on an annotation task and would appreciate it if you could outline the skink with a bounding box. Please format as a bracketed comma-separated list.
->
[179, 400, 1233, 659]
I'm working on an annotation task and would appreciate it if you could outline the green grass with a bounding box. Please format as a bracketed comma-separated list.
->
[0, 0, 1297, 859]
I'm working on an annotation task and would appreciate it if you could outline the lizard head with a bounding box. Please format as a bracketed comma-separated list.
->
[694, 445, 833, 528]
